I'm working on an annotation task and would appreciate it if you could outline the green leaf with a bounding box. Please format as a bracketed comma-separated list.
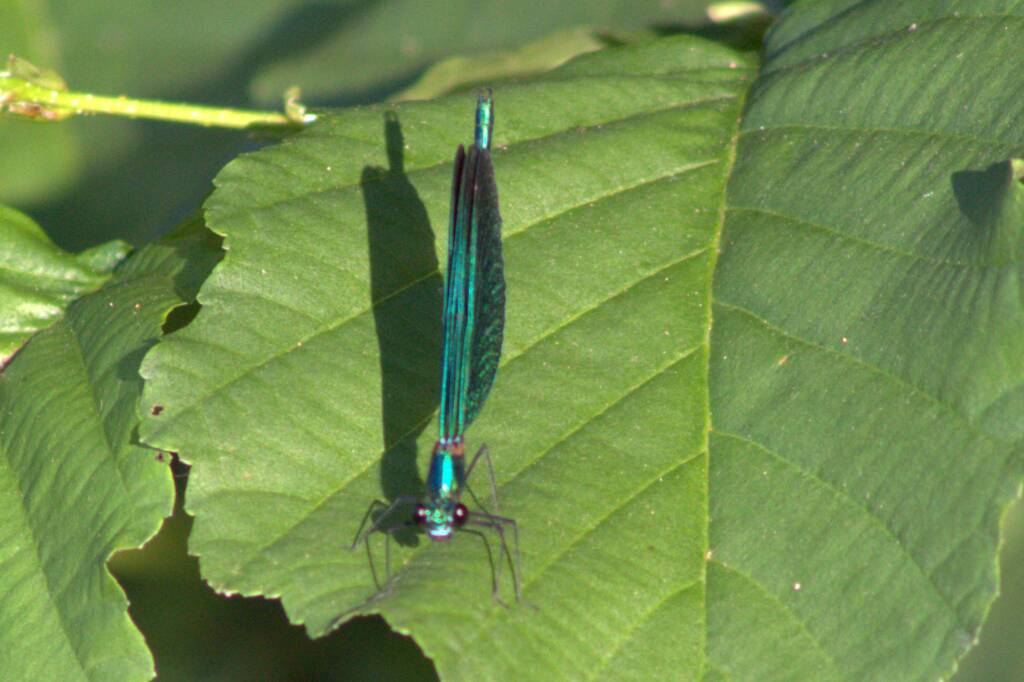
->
[140, 35, 750, 680]
[0, 205, 129, 365]
[0, 219, 220, 680]
[709, 3, 1024, 680]
[138, 3, 1024, 679]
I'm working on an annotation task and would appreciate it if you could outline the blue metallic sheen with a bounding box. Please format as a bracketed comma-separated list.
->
[421, 92, 505, 546]
[422, 440, 468, 539]
[474, 89, 493, 151]
[353, 92, 518, 599]
[427, 442, 465, 499]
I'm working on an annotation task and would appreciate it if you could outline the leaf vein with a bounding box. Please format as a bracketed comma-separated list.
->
[712, 428, 966, 631]
[453, 352, 706, 652]
[209, 95, 737, 222]
[254, 245, 714, 574]
[739, 121, 1018, 155]
[727, 205, 996, 269]
[712, 299, 1011, 451]
[586, 579, 703, 682]
[709, 558, 845, 680]
[502, 158, 721, 244]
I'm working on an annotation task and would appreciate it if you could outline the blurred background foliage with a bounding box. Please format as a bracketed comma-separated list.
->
[1, 1, 1020, 679]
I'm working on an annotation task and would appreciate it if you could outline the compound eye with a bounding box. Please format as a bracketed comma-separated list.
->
[453, 503, 469, 527]
[413, 503, 428, 525]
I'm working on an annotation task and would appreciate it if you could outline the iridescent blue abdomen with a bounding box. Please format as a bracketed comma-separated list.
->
[427, 439, 466, 501]
[420, 440, 469, 540]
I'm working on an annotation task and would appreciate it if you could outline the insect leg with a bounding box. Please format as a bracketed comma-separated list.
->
[461, 526, 503, 603]
[465, 443, 500, 513]
[469, 511, 521, 602]
[350, 495, 418, 551]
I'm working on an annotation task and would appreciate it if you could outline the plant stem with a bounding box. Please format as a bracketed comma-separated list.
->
[0, 61, 314, 129]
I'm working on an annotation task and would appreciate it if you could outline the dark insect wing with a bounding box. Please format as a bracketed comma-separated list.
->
[438, 92, 504, 439]
[462, 146, 504, 430]
[438, 143, 470, 440]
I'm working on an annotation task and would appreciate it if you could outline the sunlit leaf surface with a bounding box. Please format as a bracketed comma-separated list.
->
[0, 221, 219, 680]
[0, 206, 128, 365]
[139, 3, 1024, 679]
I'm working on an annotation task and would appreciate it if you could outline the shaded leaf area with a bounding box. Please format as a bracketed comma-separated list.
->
[0, 205, 128, 365]
[139, 37, 751, 680]
[708, 2, 1024, 680]
[0, 219, 220, 680]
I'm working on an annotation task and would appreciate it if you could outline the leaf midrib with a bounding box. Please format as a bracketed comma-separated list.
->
[0, 322, 119, 681]
[696, 65, 750, 679]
